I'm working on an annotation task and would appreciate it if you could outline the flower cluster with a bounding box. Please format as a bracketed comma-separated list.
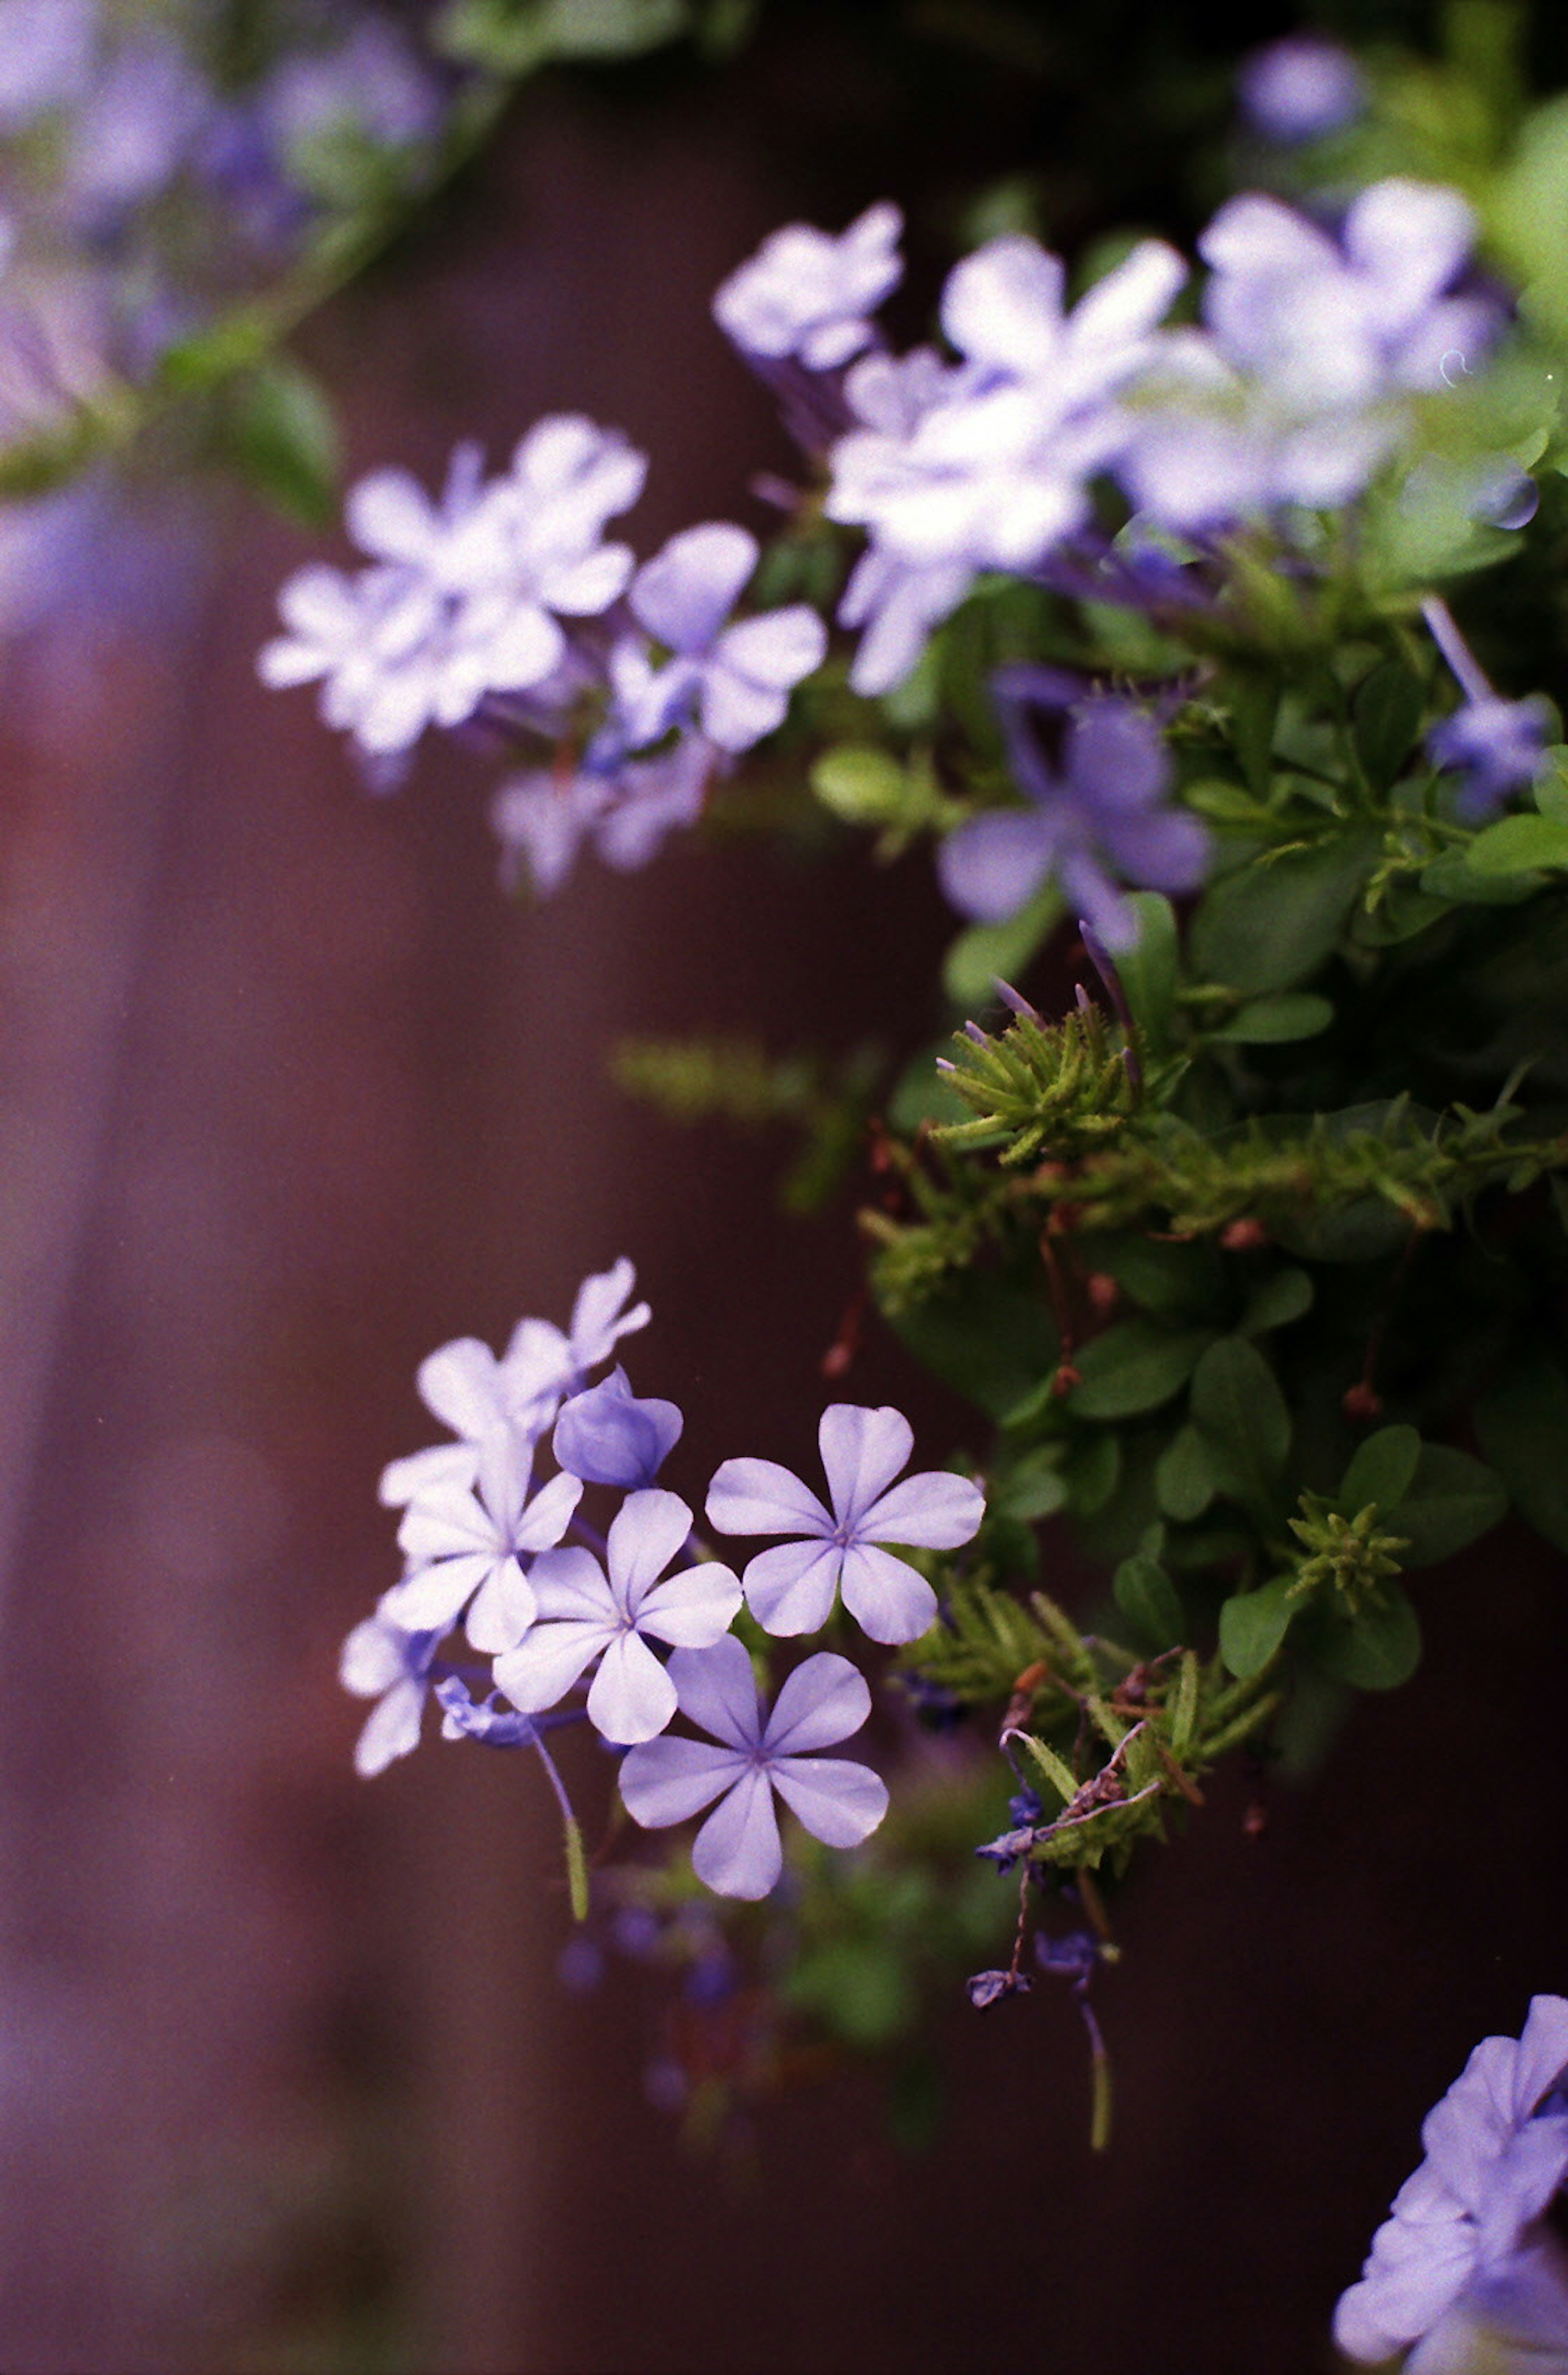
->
[340, 1260, 985, 1901]
[1335, 1996, 1568, 2371]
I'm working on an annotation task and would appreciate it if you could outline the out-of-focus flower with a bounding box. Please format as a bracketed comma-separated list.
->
[382, 1419, 581, 1651]
[0, 0, 96, 133]
[554, 1367, 683, 1488]
[610, 520, 826, 753]
[937, 670, 1209, 950]
[259, 421, 645, 755]
[826, 234, 1184, 685]
[618, 1635, 889, 1898]
[260, 17, 442, 161]
[713, 201, 903, 371]
[706, 1402, 984, 1644]
[1334, 1995, 1568, 2371]
[340, 1613, 443, 1777]
[1430, 694, 1553, 820]
[494, 1489, 741, 1744]
[1238, 36, 1365, 143]
[490, 738, 714, 897]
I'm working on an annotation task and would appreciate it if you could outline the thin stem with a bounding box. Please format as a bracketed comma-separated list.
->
[1422, 595, 1492, 707]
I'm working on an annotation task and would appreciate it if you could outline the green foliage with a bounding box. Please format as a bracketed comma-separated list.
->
[933, 998, 1142, 1165]
[610, 1034, 882, 1213]
[218, 357, 341, 526]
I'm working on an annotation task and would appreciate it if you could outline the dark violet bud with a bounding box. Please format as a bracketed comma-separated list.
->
[1007, 1786, 1045, 1828]
[1238, 37, 1364, 144]
[554, 1365, 683, 1487]
[1035, 1929, 1099, 1987]
[967, 1967, 1033, 2010]
[435, 1675, 537, 1748]
[611, 1904, 664, 1960]
[993, 979, 1044, 1027]
[684, 1951, 737, 2009]
[557, 1933, 606, 1993]
[975, 1826, 1037, 1874]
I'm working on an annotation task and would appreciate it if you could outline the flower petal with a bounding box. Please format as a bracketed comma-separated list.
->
[667, 1635, 762, 1749]
[858, 1467, 985, 1549]
[706, 1455, 832, 1540]
[354, 1679, 426, 1777]
[632, 521, 757, 651]
[637, 1560, 743, 1648]
[528, 1544, 612, 1623]
[619, 1732, 746, 1827]
[466, 1557, 538, 1654]
[763, 1650, 871, 1754]
[770, 1753, 889, 1849]
[606, 1487, 694, 1611]
[586, 1630, 678, 1744]
[743, 1538, 842, 1636]
[837, 1540, 938, 1644]
[493, 1617, 606, 1713]
[692, 1767, 782, 1899]
[818, 1403, 915, 1528]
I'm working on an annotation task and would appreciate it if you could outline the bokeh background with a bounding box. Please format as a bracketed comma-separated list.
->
[2, 7, 1566, 2370]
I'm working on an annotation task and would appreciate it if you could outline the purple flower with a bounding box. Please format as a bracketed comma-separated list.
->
[490, 740, 713, 897]
[554, 1367, 682, 1487]
[1429, 696, 1553, 820]
[610, 521, 826, 754]
[1335, 1995, 1568, 2369]
[713, 202, 903, 371]
[617, 1635, 889, 1899]
[706, 1402, 985, 1645]
[938, 673, 1209, 950]
[1238, 38, 1365, 144]
[382, 1421, 581, 1652]
[493, 1489, 741, 1744]
[0, 0, 96, 133]
[433, 1675, 538, 1748]
[339, 1613, 443, 1777]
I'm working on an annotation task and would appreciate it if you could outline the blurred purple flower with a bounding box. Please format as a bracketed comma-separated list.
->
[340, 1613, 443, 1777]
[490, 738, 713, 897]
[713, 201, 903, 371]
[1430, 695, 1553, 820]
[938, 671, 1208, 950]
[610, 520, 826, 754]
[554, 1366, 683, 1488]
[707, 1402, 984, 1645]
[382, 1420, 581, 1652]
[1335, 1995, 1568, 2370]
[494, 1488, 741, 1745]
[1238, 37, 1365, 143]
[618, 1635, 889, 1900]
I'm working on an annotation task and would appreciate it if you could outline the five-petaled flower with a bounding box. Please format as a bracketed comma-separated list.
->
[706, 1402, 984, 1644]
[618, 1634, 889, 1898]
[382, 1420, 581, 1652]
[1335, 1994, 1568, 2370]
[493, 1488, 741, 1745]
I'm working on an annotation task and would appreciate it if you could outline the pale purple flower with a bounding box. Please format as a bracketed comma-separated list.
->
[618, 1635, 889, 1899]
[554, 1367, 682, 1488]
[62, 34, 212, 220]
[713, 201, 903, 371]
[260, 18, 441, 160]
[938, 673, 1209, 951]
[1430, 696, 1553, 820]
[1335, 1995, 1568, 2371]
[494, 1489, 741, 1744]
[381, 1421, 581, 1652]
[1238, 37, 1365, 143]
[340, 1613, 443, 1777]
[826, 236, 1185, 685]
[610, 522, 826, 754]
[259, 419, 645, 756]
[706, 1403, 984, 1645]
[490, 739, 713, 897]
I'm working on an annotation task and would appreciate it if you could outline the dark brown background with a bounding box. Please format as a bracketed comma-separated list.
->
[0, 20, 1564, 2373]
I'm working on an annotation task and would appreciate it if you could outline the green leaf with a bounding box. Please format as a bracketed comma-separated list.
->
[994, 1449, 1069, 1523]
[1189, 836, 1378, 996]
[1464, 813, 1568, 876]
[1069, 1321, 1214, 1419]
[1207, 993, 1334, 1045]
[889, 1267, 1059, 1421]
[1189, 1336, 1290, 1511]
[1063, 1431, 1122, 1516]
[1352, 661, 1425, 792]
[1154, 1424, 1215, 1521]
[1387, 1444, 1508, 1565]
[811, 745, 907, 823]
[1113, 1554, 1187, 1652]
[1088, 1235, 1223, 1324]
[1476, 1355, 1568, 1553]
[942, 883, 1063, 1011]
[437, 0, 690, 70]
[1340, 1424, 1422, 1516]
[1114, 893, 1178, 1051]
[1419, 849, 1541, 905]
[1238, 1267, 1314, 1337]
[1218, 1575, 1294, 1677]
[1312, 1586, 1422, 1691]
[224, 358, 340, 526]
